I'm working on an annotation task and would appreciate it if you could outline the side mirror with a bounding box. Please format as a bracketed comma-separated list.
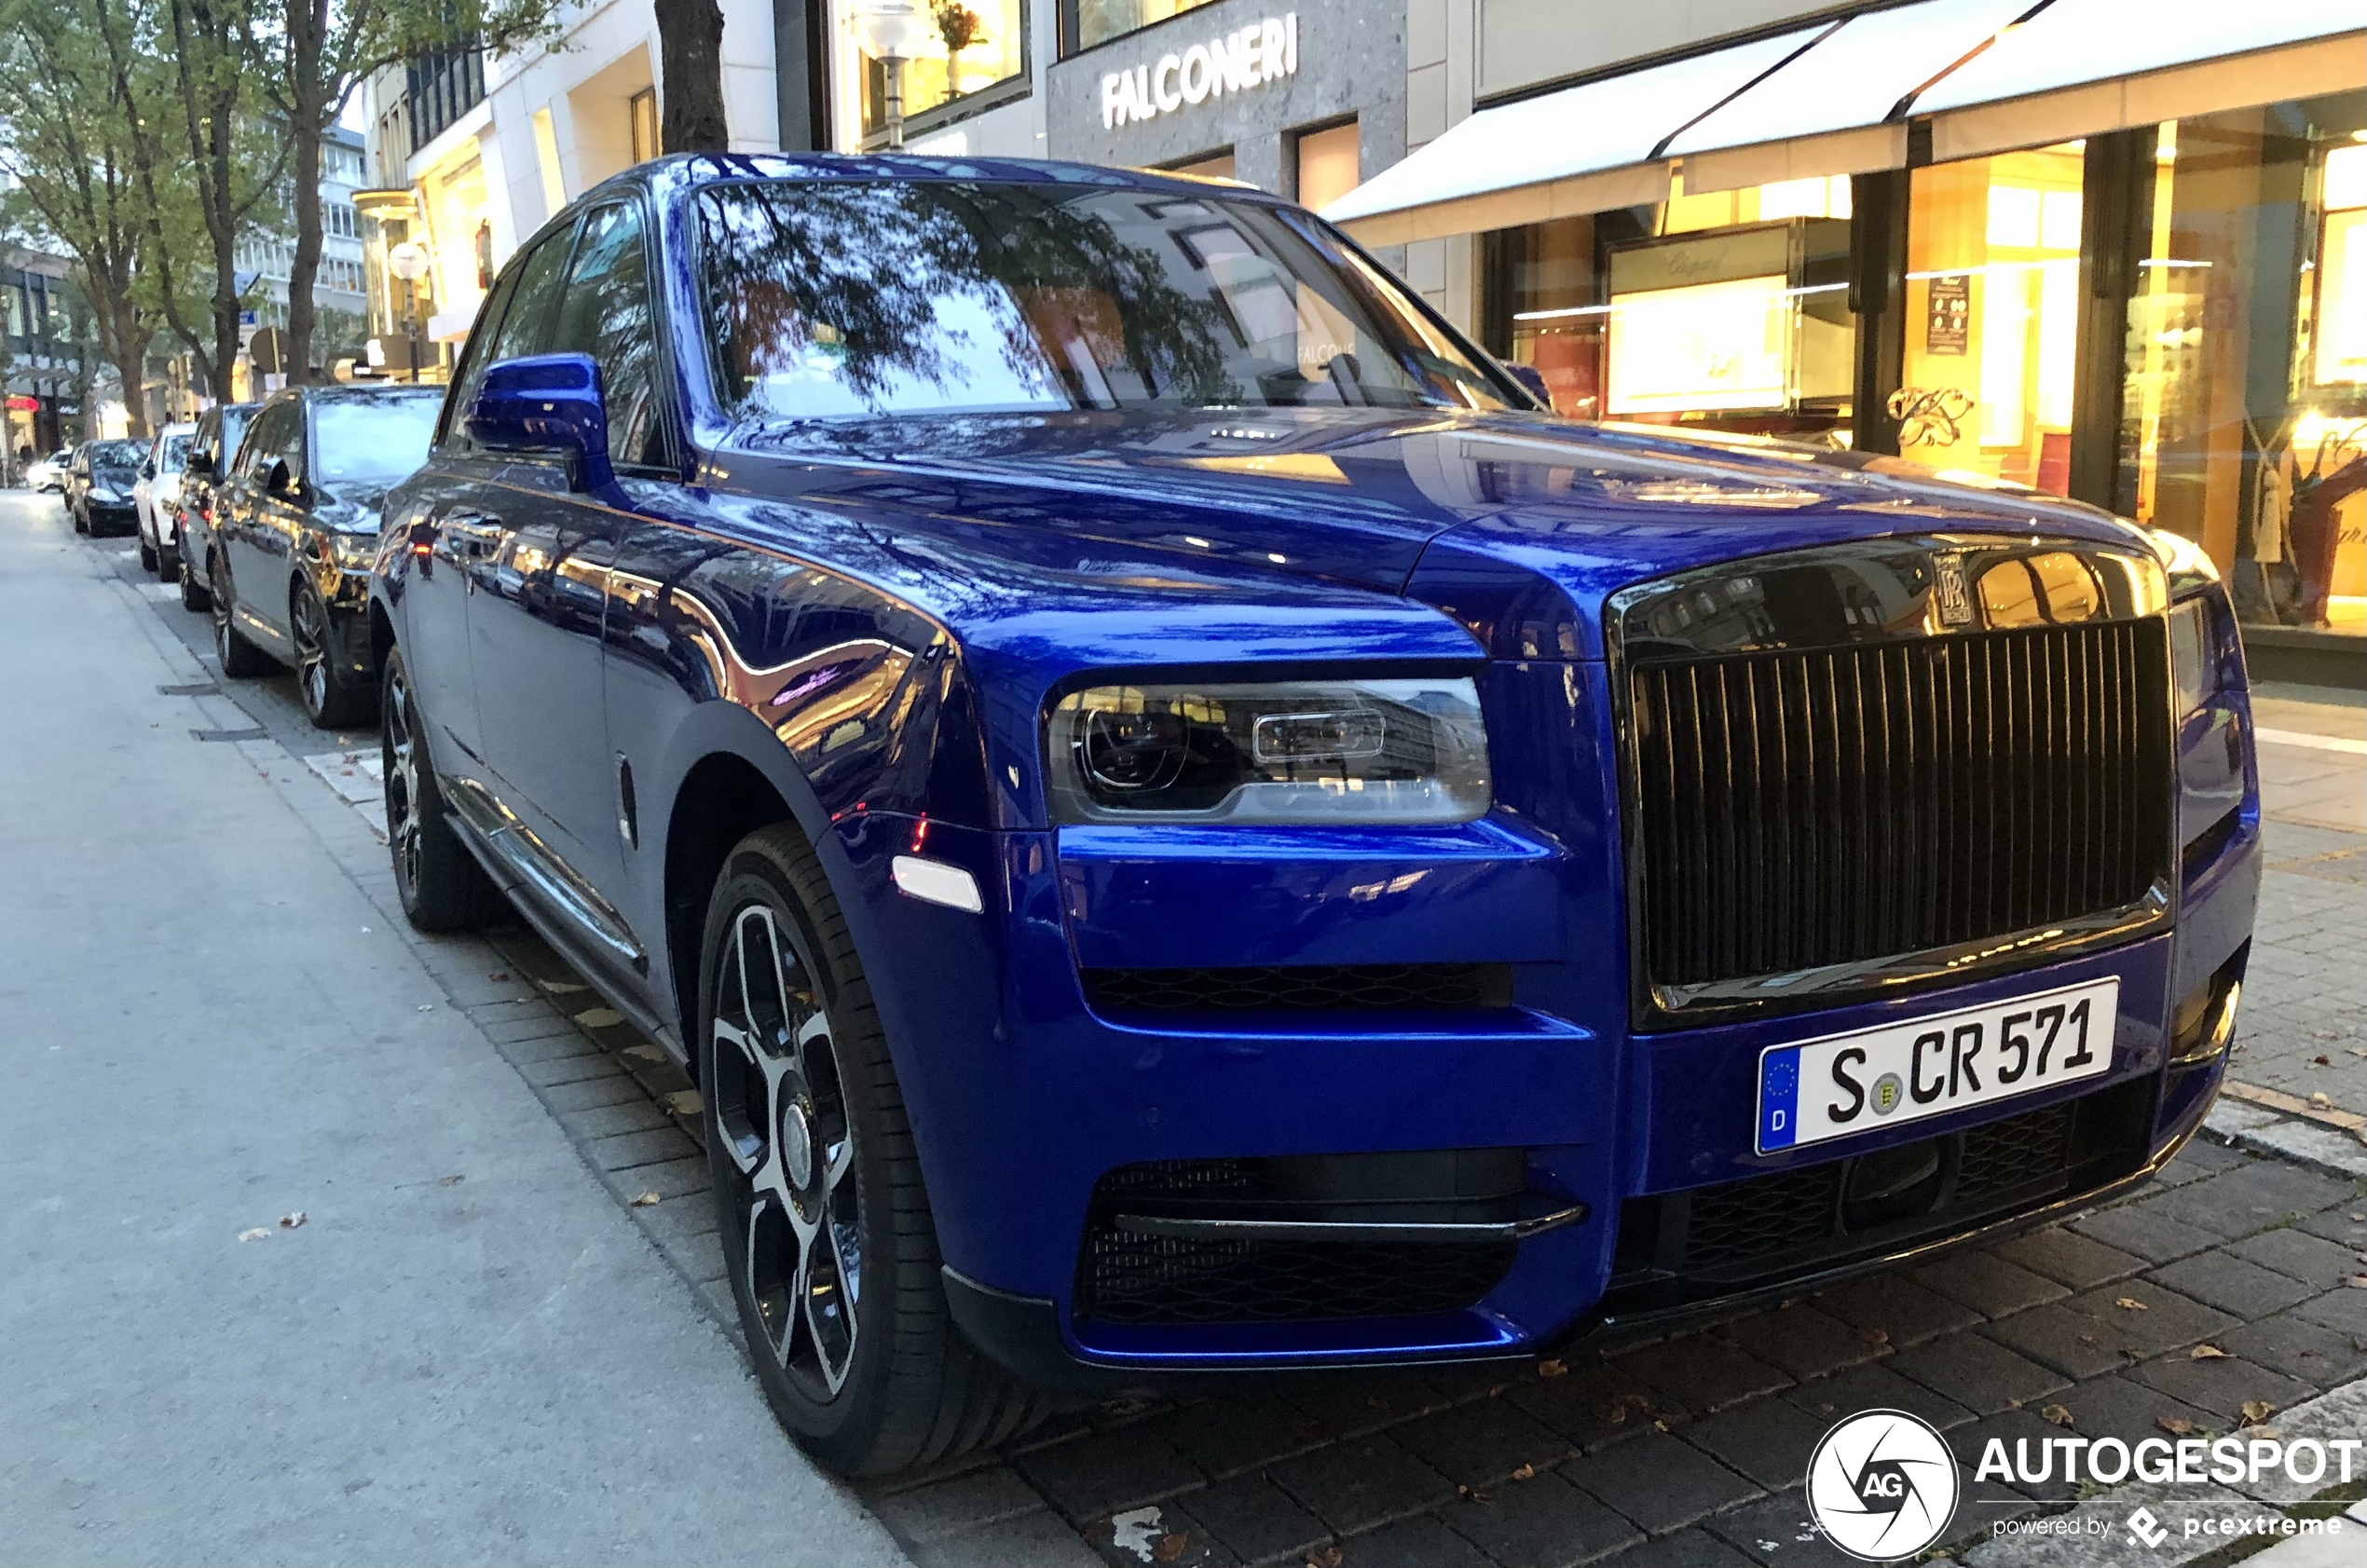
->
[268, 457, 305, 502]
[464, 352, 615, 495]
[141, 459, 157, 479]
[1500, 361, 1552, 409]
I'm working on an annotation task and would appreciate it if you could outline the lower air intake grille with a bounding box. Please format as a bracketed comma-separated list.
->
[1082, 963, 1510, 1014]
[1079, 1230, 1516, 1326]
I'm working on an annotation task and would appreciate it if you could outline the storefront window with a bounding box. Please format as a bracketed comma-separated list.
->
[2119, 100, 2367, 636]
[1494, 173, 1854, 439]
[1073, 0, 1221, 52]
[856, 0, 1028, 143]
[1894, 142, 2087, 494]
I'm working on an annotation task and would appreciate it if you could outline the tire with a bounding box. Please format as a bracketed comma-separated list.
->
[138, 536, 158, 573]
[291, 578, 373, 729]
[381, 645, 501, 933]
[177, 551, 212, 612]
[210, 557, 277, 678]
[700, 824, 1045, 1477]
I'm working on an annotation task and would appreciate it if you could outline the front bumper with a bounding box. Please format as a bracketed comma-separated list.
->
[822, 648, 2261, 1385]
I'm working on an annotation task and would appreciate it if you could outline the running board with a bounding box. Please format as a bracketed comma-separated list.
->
[441, 773, 647, 969]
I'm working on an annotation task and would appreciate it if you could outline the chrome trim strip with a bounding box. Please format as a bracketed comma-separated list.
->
[441, 773, 647, 967]
[1112, 1202, 1589, 1246]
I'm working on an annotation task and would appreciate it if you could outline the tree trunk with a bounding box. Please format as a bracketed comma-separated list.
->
[282, 0, 326, 383]
[653, 0, 730, 153]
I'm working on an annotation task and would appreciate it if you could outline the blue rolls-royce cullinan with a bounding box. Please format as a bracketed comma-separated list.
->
[367, 155, 2260, 1475]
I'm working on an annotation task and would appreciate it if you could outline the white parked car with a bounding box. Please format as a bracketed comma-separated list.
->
[133, 423, 198, 578]
[24, 448, 71, 491]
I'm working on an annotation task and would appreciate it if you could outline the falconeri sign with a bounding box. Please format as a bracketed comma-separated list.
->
[1099, 13, 1299, 130]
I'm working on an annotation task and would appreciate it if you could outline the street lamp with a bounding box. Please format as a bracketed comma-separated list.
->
[852, 0, 929, 150]
[387, 240, 430, 384]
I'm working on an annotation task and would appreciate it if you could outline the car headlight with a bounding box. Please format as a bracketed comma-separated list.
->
[1046, 677, 1491, 825]
[326, 531, 380, 571]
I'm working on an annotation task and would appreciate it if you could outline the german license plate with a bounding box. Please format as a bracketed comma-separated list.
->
[1756, 977, 2118, 1153]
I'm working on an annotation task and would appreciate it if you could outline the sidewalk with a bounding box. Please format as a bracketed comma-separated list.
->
[0, 496, 904, 1564]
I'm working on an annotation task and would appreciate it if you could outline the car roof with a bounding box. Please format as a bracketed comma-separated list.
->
[578, 150, 1295, 215]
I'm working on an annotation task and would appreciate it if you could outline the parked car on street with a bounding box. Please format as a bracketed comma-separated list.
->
[211, 385, 441, 727]
[24, 448, 71, 491]
[133, 422, 198, 577]
[370, 155, 2261, 1478]
[66, 438, 144, 535]
[173, 402, 258, 612]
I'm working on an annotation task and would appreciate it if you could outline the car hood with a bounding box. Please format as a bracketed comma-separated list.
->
[315, 480, 396, 532]
[721, 408, 2153, 661]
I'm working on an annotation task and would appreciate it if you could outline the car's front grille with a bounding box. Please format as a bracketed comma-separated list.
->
[1081, 963, 1512, 1014]
[1628, 619, 2171, 1012]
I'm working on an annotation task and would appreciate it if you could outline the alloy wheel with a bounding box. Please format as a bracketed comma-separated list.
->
[293, 587, 330, 718]
[383, 663, 424, 895]
[711, 904, 861, 1398]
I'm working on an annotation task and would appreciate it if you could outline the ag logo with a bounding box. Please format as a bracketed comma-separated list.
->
[1805, 1409, 1960, 1561]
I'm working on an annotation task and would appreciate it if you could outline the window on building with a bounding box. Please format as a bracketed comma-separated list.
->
[855, 0, 1026, 145]
[1168, 149, 1235, 182]
[1069, 0, 1221, 52]
[1896, 142, 2087, 496]
[629, 88, 660, 164]
[1488, 171, 1854, 437]
[2116, 99, 2367, 637]
[1294, 121, 1359, 213]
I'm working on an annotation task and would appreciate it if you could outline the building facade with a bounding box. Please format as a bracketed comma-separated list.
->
[3, 249, 86, 460]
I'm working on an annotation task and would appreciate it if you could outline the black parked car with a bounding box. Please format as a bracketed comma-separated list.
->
[67, 438, 145, 535]
[210, 385, 442, 727]
[173, 402, 259, 612]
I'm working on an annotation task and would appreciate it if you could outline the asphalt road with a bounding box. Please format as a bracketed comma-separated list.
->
[0, 491, 907, 1567]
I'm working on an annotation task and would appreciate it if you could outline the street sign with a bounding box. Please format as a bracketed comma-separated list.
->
[250, 328, 288, 375]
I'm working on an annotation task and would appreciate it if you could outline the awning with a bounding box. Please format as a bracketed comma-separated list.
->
[1319, 26, 1823, 247]
[1323, 0, 2366, 246]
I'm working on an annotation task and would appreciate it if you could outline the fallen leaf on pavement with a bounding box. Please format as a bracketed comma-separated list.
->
[2313, 1055, 2332, 1066]
[2157, 1415, 2196, 1436]
[2240, 1400, 2274, 1425]
[439, 1175, 465, 1187]
[2042, 1405, 2074, 1427]
[663, 1090, 704, 1117]
[487, 971, 510, 981]
[1457, 1485, 1496, 1505]
[2114, 1297, 2148, 1311]
[2190, 1344, 2228, 1359]
[1512, 1464, 1536, 1480]
[1305, 1548, 1342, 1568]
[1152, 1533, 1189, 1563]
[1535, 1358, 1567, 1378]
[2346, 1275, 2367, 1289]
[2078, 1333, 2100, 1345]
[237, 1227, 268, 1243]
[1856, 1327, 1890, 1347]
[629, 1191, 661, 1207]
[280, 1211, 305, 1230]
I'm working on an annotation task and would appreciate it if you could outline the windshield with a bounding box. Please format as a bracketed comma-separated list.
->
[88, 440, 144, 470]
[310, 398, 442, 486]
[158, 435, 192, 472]
[696, 179, 1514, 421]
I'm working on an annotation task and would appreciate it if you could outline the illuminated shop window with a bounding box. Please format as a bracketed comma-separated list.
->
[2119, 102, 2367, 636]
[852, 0, 1027, 144]
[1073, 0, 1222, 52]
[1495, 171, 1854, 442]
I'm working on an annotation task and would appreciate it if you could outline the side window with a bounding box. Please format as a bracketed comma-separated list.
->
[439, 258, 527, 447]
[231, 404, 278, 477]
[242, 402, 299, 478]
[550, 202, 665, 470]
[486, 227, 576, 367]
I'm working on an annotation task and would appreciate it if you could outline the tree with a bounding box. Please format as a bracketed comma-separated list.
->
[0, 0, 164, 436]
[652, 0, 729, 155]
[252, 0, 562, 382]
